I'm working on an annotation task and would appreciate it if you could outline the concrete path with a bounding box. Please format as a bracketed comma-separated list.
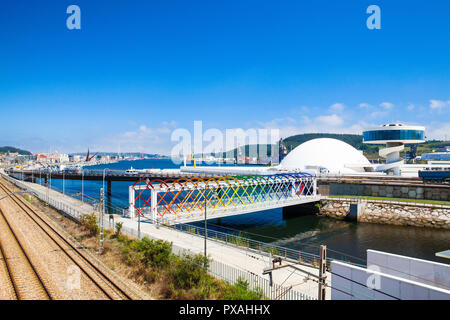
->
[4, 174, 330, 299]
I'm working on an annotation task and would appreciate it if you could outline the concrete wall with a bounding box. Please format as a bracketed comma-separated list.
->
[367, 250, 450, 291]
[320, 198, 450, 229]
[325, 182, 449, 201]
[331, 260, 450, 300]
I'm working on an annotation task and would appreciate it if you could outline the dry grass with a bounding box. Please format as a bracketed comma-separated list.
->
[13, 194, 156, 299]
[12, 187, 263, 300]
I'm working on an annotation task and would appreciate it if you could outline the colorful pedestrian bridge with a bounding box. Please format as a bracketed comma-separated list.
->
[128, 172, 320, 224]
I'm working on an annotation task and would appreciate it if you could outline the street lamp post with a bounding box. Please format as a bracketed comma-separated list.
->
[204, 189, 207, 268]
[102, 168, 110, 213]
[99, 188, 105, 249]
[81, 170, 84, 202]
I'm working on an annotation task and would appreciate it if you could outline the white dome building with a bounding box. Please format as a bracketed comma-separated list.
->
[280, 138, 372, 174]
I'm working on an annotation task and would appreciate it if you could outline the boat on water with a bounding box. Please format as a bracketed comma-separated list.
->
[125, 166, 140, 174]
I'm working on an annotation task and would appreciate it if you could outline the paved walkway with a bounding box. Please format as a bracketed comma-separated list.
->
[117, 217, 328, 298]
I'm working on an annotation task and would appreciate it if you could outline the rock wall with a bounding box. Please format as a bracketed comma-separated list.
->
[319, 198, 450, 229]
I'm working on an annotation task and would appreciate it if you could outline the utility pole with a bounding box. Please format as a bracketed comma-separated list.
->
[81, 170, 84, 202]
[318, 245, 327, 300]
[204, 188, 207, 268]
[138, 209, 141, 240]
[138, 185, 141, 239]
[99, 188, 104, 249]
[46, 173, 49, 203]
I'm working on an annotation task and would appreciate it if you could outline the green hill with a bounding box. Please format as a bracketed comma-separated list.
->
[219, 134, 448, 160]
[283, 133, 379, 154]
[0, 146, 32, 155]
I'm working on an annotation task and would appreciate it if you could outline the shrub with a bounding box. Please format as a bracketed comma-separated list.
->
[230, 232, 249, 247]
[221, 277, 264, 300]
[115, 222, 123, 237]
[268, 247, 279, 256]
[169, 253, 210, 290]
[131, 237, 173, 268]
[79, 214, 99, 236]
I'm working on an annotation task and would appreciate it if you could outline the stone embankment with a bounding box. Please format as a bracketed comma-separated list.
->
[319, 198, 450, 229]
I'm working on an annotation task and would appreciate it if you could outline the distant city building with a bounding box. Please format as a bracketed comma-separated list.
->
[421, 146, 450, 161]
[35, 153, 69, 163]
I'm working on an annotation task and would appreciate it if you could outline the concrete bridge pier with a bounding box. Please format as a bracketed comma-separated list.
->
[107, 179, 112, 198]
[282, 201, 320, 219]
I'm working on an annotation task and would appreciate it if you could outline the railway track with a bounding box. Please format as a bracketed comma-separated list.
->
[0, 207, 52, 299]
[0, 180, 136, 300]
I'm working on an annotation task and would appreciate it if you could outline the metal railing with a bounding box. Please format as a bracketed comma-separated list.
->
[126, 213, 365, 268]
[118, 223, 315, 300]
[1, 171, 315, 299]
[0, 172, 89, 221]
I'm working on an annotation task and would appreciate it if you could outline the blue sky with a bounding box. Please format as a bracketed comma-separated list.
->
[0, 0, 449, 154]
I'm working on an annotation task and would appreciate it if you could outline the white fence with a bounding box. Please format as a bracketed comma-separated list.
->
[1, 172, 315, 300]
[0, 172, 89, 221]
[119, 224, 315, 300]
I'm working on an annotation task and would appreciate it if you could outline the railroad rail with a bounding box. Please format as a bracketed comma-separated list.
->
[0, 207, 52, 300]
[0, 179, 137, 300]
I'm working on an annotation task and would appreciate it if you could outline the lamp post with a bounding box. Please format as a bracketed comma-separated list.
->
[81, 170, 84, 202]
[204, 187, 207, 268]
[99, 188, 105, 249]
[203, 186, 216, 269]
[102, 168, 110, 213]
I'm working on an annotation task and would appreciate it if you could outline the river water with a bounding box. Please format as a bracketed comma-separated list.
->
[42, 159, 450, 265]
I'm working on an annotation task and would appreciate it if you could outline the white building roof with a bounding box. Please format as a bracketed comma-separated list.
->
[280, 138, 371, 173]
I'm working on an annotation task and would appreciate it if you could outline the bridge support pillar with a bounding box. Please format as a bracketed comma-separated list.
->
[129, 186, 135, 220]
[282, 202, 320, 219]
[151, 189, 157, 222]
[107, 180, 112, 198]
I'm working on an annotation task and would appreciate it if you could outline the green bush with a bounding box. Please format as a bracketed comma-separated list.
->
[169, 253, 209, 290]
[80, 214, 99, 236]
[130, 237, 173, 268]
[268, 247, 279, 256]
[222, 277, 264, 300]
[110, 232, 263, 300]
[115, 222, 123, 237]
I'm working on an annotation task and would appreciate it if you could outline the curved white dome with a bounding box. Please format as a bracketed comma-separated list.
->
[280, 138, 370, 173]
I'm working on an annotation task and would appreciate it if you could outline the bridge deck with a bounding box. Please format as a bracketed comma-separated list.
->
[9, 169, 209, 181]
[140, 196, 321, 225]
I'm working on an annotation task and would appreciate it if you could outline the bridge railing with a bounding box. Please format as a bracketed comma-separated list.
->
[130, 173, 318, 220]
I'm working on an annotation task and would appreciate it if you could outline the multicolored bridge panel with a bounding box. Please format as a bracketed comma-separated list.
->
[129, 173, 316, 219]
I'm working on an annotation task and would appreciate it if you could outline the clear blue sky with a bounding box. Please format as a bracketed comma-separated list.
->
[0, 0, 449, 154]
